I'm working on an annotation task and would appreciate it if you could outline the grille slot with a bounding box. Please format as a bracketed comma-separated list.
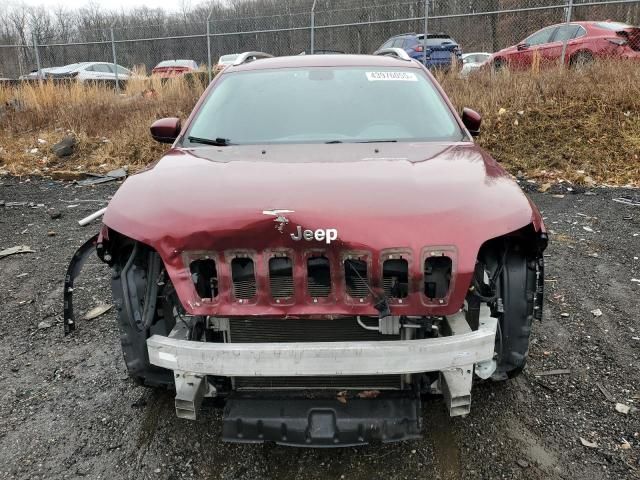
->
[269, 256, 294, 298]
[383, 258, 409, 298]
[344, 258, 369, 298]
[424, 256, 452, 299]
[231, 257, 256, 299]
[189, 258, 218, 299]
[307, 256, 331, 298]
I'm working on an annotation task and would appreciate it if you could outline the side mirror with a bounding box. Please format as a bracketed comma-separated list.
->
[150, 117, 181, 144]
[516, 42, 529, 51]
[462, 108, 482, 137]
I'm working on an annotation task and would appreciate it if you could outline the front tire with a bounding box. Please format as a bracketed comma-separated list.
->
[494, 246, 539, 379]
[112, 244, 175, 388]
[570, 51, 593, 70]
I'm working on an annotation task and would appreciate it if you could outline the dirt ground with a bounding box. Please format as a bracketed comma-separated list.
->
[0, 176, 638, 480]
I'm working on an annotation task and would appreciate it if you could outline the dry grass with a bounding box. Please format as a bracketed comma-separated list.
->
[437, 59, 640, 186]
[0, 76, 205, 177]
[0, 60, 638, 186]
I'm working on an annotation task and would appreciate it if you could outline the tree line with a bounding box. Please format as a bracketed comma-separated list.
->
[0, 0, 638, 77]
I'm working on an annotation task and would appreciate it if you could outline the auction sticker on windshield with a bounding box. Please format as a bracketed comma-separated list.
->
[366, 71, 418, 82]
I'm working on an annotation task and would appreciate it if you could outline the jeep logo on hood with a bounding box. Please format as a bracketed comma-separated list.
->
[290, 226, 338, 244]
[262, 209, 338, 244]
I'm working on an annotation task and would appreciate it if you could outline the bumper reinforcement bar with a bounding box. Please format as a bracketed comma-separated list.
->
[147, 307, 498, 421]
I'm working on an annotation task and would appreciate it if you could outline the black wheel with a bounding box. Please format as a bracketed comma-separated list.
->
[494, 246, 539, 379]
[493, 58, 507, 72]
[570, 51, 593, 70]
[112, 243, 175, 388]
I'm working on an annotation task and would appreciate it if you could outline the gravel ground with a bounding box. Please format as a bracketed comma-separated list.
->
[0, 176, 638, 480]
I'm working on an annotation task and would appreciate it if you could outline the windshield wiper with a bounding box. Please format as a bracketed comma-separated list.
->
[187, 136, 234, 146]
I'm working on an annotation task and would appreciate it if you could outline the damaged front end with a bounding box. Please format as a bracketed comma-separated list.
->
[63, 142, 548, 447]
[66, 217, 546, 447]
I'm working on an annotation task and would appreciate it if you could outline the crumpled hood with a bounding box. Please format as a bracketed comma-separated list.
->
[104, 142, 543, 316]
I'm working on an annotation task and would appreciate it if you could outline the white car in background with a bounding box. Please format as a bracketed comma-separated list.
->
[22, 62, 132, 82]
[214, 54, 240, 74]
[460, 52, 492, 76]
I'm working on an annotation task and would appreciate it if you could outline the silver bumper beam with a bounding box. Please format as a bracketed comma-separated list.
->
[148, 314, 496, 377]
[147, 307, 497, 419]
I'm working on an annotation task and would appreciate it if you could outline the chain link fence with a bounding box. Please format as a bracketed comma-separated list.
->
[0, 0, 638, 80]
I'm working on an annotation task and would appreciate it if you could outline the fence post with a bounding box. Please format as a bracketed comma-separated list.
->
[110, 26, 120, 94]
[310, 0, 317, 54]
[207, 5, 214, 84]
[423, 0, 429, 65]
[32, 32, 42, 81]
[560, 0, 574, 66]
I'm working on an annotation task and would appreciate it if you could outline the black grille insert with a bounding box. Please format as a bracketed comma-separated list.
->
[269, 256, 294, 299]
[307, 256, 331, 298]
[344, 258, 369, 298]
[383, 258, 409, 298]
[424, 256, 452, 299]
[229, 317, 401, 390]
[234, 375, 401, 390]
[231, 257, 256, 299]
[189, 259, 218, 299]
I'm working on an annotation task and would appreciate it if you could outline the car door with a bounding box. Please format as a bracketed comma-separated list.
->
[509, 26, 558, 69]
[98, 64, 115, 80]
[542, 24, 581, 64]
[562, 25, 587, 63]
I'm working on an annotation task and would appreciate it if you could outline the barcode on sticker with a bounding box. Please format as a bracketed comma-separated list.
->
[366, 71, 418, 82]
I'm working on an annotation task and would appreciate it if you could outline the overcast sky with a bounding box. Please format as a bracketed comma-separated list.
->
[8, 0, 188, 12]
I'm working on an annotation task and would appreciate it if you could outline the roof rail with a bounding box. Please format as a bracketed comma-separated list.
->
[373, 48, 412, 61]
[233, 51, 273, 66]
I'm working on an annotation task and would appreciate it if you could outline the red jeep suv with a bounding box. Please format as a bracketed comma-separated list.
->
[492, 20, 640, 69]
[66, 51, 548, 447]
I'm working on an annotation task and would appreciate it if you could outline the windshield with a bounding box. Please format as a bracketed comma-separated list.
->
[185, 67, 464, 145]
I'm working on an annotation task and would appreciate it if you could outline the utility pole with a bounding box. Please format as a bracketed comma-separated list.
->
[110, 24, 119, 94]
[32, 32, 42, 82]
[560, 0, 574, 66]
[423, 0, 429, 65]
[207, 2, 214, 84]
[310, 0, 317, 54]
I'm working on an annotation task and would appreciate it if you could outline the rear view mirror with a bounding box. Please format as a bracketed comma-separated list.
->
[150, 117, 181, 144]
[462, 108, 482, 136]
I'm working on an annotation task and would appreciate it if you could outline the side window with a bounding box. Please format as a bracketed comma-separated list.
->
[116, 65, 130, 75]
[553, 25, 580, 43]
[403, 38, 418, 49]
[85, 66, 95, 72]
[382, 39, 394, 49]
[525, 27, 557, 46]
[574, 26, 587, 39]
[392, 38, 405, 48]
[92, 64, 113, 73]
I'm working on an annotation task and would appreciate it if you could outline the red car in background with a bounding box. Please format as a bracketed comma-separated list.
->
[151, 59, 199, 78]
[491, 20, 640, 69]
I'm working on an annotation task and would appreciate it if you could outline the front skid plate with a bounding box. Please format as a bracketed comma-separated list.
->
[222, 395, 421, 447]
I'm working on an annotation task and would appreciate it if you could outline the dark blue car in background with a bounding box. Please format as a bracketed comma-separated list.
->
[377, 33, 462, 69]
